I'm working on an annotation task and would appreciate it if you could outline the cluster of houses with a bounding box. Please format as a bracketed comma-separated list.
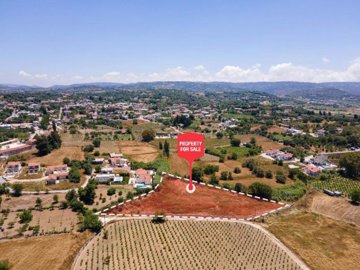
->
[264, 150, 294, 161]
[93, 153, 153, 188]
[301, 154, 337, 176]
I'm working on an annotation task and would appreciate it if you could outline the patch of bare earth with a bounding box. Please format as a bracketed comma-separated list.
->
[309, 192, 360, 226]
[106, 176, 281, 219]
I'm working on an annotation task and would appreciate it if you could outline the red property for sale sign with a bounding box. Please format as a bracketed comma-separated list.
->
[177, 132, 205, 193]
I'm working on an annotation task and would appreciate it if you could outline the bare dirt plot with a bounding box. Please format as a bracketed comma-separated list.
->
[1, 193, 66, 211]
[309, 192, 360, 226]
[0, 232, 91, 270]
[238, 134, 283, 150]
[118, 141, 159, 162]
[89, 184, 135, 210]
[61, 132, 86, 147]
[74, 219, 306, 270]
[265, 211, 360, 270]
[0, 209, 78, 238]
[106, 177, 281, 219]
[268, 126, 287, 133]
[28, 146, 84, 166]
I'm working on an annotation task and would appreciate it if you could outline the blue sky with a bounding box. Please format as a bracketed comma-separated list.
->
[0, 0, 360, 85]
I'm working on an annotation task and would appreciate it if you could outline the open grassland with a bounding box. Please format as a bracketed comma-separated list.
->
[74, 219, 306, 270]
[265, 211, 360, 270]
[28, 146, 84, 166]
[106, 177, 281, 219]
[0, 233, 91, 270]
[238, 134, 283, 150]
[118, 141, 159, 162]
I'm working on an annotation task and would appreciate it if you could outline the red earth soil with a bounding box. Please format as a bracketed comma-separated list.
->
[106, 177, 281, 219]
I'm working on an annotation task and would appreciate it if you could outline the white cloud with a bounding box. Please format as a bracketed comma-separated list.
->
[13, 58, 360, 86]
[322, 57, 330, 63]
[18, 70, 32, 77]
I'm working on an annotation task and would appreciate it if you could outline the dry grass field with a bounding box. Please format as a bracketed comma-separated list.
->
[308, 192, 360, 226]
[74, 219, 306, 270]
[0, 232, 91, 270]
[196, 156, 292, 188]
[28, 146, 84, 166]
[265, 211, 360, 270]
[238, 134, 283, 150]
[118, 141, 159, 162]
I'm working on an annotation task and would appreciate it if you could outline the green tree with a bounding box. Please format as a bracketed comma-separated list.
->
[249, 182, 272, 199]
[0, 259, 10, 270]
[234, 167, 241, 174]
[107, 187, 116, 196]
[12, 183, 23, 197]
[339, 152, 360, 179]
[350, 189, 360, 203]
[48, 131, 62, 150]
[93, 138, 101, 147]
[192, 167, 204, 182]
[230, 138, 241, 147]
[53, 194, 59, 204]
[141, 129, 155, 142]
[19, 209, 32, 224]
[35, 135, 51, 156]
[78, 182, 96, 205]
[65, 189, 78, 202]
[275, 171, 286, 184]
[69, 167, 81, 183]
[164, 140, 170, 157]
[209, 174, 219, 185]
[35, 197, 42, 209]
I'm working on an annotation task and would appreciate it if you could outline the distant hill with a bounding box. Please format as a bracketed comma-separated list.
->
[287, 88, 355, 99]
[2, 81, 360, 96]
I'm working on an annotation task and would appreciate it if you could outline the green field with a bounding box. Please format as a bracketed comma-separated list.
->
[223, 113, 255, 120]
[206, 146, 251, 158]
[312, 175, 360, 197]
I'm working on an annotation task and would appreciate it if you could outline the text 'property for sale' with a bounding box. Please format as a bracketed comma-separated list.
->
[179, 141, 203, 152]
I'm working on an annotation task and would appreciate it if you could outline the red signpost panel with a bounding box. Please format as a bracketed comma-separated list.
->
[177, 132, 205, 192]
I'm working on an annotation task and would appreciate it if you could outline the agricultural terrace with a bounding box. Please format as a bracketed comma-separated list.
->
[74, 219, 307, 270]
[106, 177, 281, 219]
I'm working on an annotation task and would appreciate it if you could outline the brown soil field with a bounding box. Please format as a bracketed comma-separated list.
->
[89, 184, 135, 210]
[238, 134, 283, 150]
[106, 177, 281, 219]
[309, 192, 360, 226]
[118, 141, 159, 162]
[0, 209, 78, 238]
[74, 219, 306, 270]
[28, 146, 84, 166]
[265, 211, 360, 270]
[1, 193, 66, 211]
[268, 125, 286, 133]
[0, 232, 91, 270]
